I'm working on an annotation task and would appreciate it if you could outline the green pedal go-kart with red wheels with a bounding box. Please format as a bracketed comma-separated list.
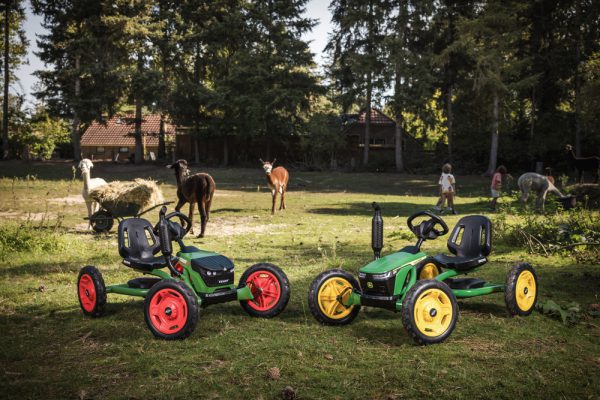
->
[308, 203, 538, 345]
[77, 206, 290, 339]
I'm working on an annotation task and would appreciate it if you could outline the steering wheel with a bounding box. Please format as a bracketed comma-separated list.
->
[407, 211, 449, 240]
[164, 211, 192, 239]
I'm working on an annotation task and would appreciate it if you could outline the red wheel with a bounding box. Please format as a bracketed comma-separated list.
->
[239, 263, 290, 318]
[245, 270, 282, 312]
[144, 280, 198, 340]
[79, 274, 96, 312]
[77, 266, 106, 317]
[148, 289, 189, 335]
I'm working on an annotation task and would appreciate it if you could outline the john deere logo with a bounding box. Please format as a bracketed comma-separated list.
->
[367, 282, 373, 288]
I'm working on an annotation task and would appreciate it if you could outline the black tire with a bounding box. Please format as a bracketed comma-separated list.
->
[90, 210, 114, 233]
[77, 266, 107, 317]
[401, 279, 458, 345]
[308, 269, 361, 326]
[505, 263, 538, 316]
[144, 280, 199, 340]
[239, 263, 290, 318]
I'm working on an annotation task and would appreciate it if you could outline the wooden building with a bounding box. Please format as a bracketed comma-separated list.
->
[80, 115, 175, 161]
[343, 108, 423, 168]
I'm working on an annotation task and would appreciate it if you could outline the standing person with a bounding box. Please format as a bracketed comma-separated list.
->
[490, 165, 507, 211]
[434, 163, 456, 214]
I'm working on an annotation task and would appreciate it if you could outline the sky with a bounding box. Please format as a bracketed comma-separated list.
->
[15, 0, 332, 108]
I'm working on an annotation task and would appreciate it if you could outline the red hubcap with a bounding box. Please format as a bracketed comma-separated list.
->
[245, 270, 281, 311]
[148, 289, 188, 334]
[78, 274, 96, 312]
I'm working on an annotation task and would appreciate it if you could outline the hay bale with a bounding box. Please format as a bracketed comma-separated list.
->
[89, 179, 165, 211]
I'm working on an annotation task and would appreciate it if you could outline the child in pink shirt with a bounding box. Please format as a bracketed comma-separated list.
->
[490, 165, 507, 211]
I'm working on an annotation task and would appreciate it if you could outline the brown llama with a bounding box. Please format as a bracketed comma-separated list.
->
[167, 160, 215, 237]
[260, 158, 289, 214]
[565, 144, 600, 184]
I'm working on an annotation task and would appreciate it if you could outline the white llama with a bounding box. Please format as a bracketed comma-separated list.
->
[78, 159, 107, 228]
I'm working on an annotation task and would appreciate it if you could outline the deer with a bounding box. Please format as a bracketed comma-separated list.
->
[565, 144, 600, 184]
[167, 159, 215, 237]
[78, 159, 107, 229]
[260, 158, 289, 215]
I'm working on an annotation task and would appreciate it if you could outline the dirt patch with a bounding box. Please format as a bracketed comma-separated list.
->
[454, 338, 505, 353]
[209, 216, 287, 237]
[48, 195, 84, 205]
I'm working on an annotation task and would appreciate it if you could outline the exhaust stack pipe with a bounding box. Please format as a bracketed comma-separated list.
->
[371, 202, 383, 259]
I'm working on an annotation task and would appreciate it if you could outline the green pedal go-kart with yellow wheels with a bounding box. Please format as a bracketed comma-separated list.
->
[77, 206, 290, 339]
[308, 203, 538, 345]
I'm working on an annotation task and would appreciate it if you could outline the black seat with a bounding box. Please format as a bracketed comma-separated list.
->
[433, 215, 492, 271]
[118, 218, 168, 271]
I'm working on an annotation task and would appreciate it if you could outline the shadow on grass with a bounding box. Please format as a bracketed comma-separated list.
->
[211, 208, 245, 213]
[307, 200, 492, 217]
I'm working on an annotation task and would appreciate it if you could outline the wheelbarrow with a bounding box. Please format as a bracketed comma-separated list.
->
[86, 201, 173, 233]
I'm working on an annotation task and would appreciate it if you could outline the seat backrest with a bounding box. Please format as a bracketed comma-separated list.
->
[118, 218, 160, 260]
[447, 215, 492, 258]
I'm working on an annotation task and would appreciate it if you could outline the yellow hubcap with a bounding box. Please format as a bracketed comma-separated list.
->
[414, 288, 453, 337]
[419, 263, 439, 280]
[515, 270, 536, 311]
[317, 277, 354, 319]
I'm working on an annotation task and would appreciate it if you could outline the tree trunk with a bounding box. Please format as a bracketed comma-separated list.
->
[134, 97, 143, 164]
[446, 85, 453, 162]
[574, 2, 582, 156]
[158, 114, 166, 160]
[2, 0, 10, 160]
[223, 135, 228, 166]
[363, 73, 372, 166]
[485, 90, 500, 176]
[158, 0, 168, 161]
[71, 55, 82, 161]
[394, 115, 404, 172]
[134, 54, 144, 164]
[193, 119, 200, 163]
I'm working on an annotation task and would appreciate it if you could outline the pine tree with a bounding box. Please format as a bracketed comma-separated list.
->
[33, 0, 122, 161]
[0, 0, 26, 159]
[102, 0, 163, 164]
[386, 0, 436, 172]
[457, 0, 533, 175]
[327, 0, 389, 166]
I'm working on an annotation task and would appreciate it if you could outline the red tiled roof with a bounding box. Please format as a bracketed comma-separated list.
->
[81, 115, 175, 147]
[357, 108, 396, 125]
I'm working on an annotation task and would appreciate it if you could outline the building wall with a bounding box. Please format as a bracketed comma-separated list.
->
[82, 146, 159, 161]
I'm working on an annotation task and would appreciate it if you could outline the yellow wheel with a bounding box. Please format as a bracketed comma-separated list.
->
[308, 269, 361, 325]
[418, 263, 440, 280]
[505, 263, 538, 316]
[402, 280, 458, 345]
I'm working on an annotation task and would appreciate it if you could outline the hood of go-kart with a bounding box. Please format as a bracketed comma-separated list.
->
[359, 250, 427, 274]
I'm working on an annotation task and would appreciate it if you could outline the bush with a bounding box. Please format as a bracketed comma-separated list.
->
[493, 209, 600, 263]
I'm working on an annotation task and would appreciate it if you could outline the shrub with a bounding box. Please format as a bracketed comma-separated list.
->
[492, 209, 600, 263]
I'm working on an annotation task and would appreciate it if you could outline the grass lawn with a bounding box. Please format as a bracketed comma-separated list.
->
[0, 161, 599, 400]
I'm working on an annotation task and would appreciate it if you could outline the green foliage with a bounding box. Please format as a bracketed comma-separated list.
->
[0, 219, 67, 261]
[536, 299, 600, 326]
[20, 111, 70, 160]
[300, 98, 345, 168]
[493, 209, 600, 263]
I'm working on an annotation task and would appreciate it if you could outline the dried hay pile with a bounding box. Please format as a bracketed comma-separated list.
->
[89, 179, 165, 210]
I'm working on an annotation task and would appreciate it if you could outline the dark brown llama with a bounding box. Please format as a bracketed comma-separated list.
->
[565, 144, 600, 183]
[167, 159, 215, 237]
[260, 158, 289, 214]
